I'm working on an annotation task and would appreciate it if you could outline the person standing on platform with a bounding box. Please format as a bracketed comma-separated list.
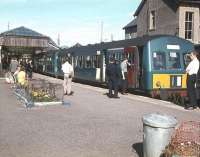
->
[106, 58, 121, 98]
[17, 66, 27, 87]
[120, 57, 131, 95]
[10, 58, 18, 74]
[185, 51, 199, 110]
[61, 58, 74, 96]
[26, 60, 33, 80]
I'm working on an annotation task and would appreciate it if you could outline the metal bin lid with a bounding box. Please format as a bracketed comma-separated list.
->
[143, 113, 178, 128]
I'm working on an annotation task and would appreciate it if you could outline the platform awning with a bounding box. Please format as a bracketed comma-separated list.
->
[0, 26, 55, 48]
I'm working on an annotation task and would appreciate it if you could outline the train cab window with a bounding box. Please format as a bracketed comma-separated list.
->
[183, 53, 191, 68]
[153, 52, 166, 70]
[168, 52, 181, 69]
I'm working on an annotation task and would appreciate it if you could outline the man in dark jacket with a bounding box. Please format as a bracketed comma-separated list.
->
[106, 58, 121, 98]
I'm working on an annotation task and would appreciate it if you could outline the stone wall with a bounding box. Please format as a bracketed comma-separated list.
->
[137, 0, 178, 37]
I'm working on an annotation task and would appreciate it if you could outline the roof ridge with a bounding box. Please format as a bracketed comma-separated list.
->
[0, 26, 47, 38]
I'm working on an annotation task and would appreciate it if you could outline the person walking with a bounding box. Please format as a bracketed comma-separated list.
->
[120, 57, 131, 94]
[61, 58, 74, 96]
[106, 58, 121, 98]
[185, 51, 199, 110]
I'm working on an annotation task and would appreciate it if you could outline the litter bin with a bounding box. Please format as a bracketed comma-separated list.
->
[143, 113, 177, 157]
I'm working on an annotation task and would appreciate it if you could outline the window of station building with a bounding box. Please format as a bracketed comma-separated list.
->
[168, 52, 181, 69]
[185, 12, 194, 40]
[149, 10, 156, 30]
[153, 52, 166, 70]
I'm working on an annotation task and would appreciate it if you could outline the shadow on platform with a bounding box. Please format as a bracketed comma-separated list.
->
[132, 142, 143, 157]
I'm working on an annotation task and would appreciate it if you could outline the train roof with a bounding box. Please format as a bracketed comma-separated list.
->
[65, 35, 193, 55]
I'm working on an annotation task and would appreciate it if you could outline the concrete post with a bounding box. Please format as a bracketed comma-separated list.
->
[0, 46, 2, 76]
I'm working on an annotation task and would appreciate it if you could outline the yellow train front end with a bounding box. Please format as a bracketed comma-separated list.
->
[142, 36, 194, 104]
[152, 74, 188, 101]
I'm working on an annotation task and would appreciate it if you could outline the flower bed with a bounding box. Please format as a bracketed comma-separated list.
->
[14, 79, 63, 107]
[31, 89, 58, 102]
[163, 121, 200, 157]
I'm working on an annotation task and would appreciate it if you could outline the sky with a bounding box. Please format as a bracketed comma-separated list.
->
[0, 0, 141, 47]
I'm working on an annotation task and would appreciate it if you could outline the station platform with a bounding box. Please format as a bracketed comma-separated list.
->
[0, 73, 199, 157]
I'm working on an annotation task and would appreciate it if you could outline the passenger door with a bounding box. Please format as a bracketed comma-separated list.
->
[124, 46, 140, 88]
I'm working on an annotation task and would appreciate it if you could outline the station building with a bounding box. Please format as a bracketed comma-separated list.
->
[0, 26, 58, 74]
[123, 0, 200, 50]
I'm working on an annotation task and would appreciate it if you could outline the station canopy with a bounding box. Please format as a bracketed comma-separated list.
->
[0, 26, 58, 59]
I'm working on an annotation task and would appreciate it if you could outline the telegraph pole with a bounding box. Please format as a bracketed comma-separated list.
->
[57, 33, 60, 46]
[8, 22, 10, 31]
[100, 21, 104, 43]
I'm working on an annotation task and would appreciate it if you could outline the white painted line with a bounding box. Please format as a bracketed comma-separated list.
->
[34, 101, 62, 106]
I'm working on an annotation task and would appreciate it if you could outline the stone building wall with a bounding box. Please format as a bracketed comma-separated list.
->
[137, 0, 178, 37]
[178, 6, 200, 44]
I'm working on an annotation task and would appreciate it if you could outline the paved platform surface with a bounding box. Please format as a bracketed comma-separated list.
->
[0, 73, 199, 157]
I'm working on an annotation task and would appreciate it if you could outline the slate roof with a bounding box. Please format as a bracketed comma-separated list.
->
[123, 19, 137, 29]
[134, 0, 200, 16]
[0, 26, 48, 38]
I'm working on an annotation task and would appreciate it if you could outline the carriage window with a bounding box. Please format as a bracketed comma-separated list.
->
[77, 56, 84, 68]
[153, 52, 166, 70]
[92, 55, 100, 68]
[85, 56, 92, 68]
[183, 53, 191, 68]
[74, 56, 78, 68]
[168, 52, 181, 69]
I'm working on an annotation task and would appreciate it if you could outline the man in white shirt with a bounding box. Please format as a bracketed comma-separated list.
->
[120, 57, 131, 94]
[185, 51, 199, 110]
[61, 58, 74, 95]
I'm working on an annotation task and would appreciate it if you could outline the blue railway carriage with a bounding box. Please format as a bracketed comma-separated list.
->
[66, 35, 194, 100]
[34, 35, 194, 101]
[33, 49, 68, 77]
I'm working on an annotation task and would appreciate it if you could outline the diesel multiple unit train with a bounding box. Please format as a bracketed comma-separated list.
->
[33, 35, 195, 102]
